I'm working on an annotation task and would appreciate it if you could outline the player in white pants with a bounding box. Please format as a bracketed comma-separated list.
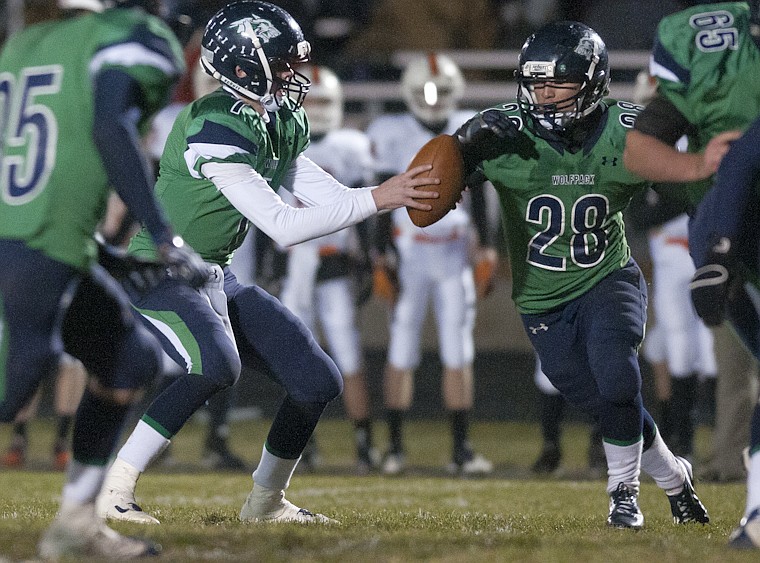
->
[367, 53, 498, 475]
[644, 213, 717, 461]
[277, 65, 378, 473]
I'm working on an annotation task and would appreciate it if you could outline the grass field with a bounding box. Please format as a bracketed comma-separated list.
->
[0, 418, 755, 562]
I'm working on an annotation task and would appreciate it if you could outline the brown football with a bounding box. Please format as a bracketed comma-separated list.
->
[406, 134, 466, 228]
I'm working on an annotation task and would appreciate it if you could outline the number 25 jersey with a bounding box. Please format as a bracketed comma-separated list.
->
[480, 100, 650, 315]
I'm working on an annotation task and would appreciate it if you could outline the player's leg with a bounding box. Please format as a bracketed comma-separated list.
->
[532, 356, 565, 474]
[725, 283, 760, 547]
[51, 354, 87, 470]
[654, 247, 701, 461]
[382, 252, 429, 475]
[201, 386, 247, 471]
[317, 277, 378, 474]
[589, 261, 707, 526]
[98, 269, 239, 524]
[1, 387, 42, 468]
[42, 263, 167, 557]
[226, 274, 341, 523]
[279, 245, 323, 472]
[434, 264, 491, 475]
[523, 303, 636, 526]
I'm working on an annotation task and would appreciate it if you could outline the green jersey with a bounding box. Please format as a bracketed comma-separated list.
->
[129, 90, 310, 265]
[652, 2, 760, 205]
[480, 100, 650, 315]
[0, 8, 183, 270]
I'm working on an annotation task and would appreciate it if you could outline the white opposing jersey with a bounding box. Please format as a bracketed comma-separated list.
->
[291, 128, 373, 254]
[366, 111, 475, 239]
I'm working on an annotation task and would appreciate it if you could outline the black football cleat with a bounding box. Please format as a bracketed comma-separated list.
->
[668, 457, 709, 524]
[607, 482, 644, 529]
[531, 442, 561, 474]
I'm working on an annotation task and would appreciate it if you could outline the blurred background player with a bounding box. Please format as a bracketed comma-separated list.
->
[0, 0, 207, 557]
[687, 113, 760, 547]
[625, 70, 717, 465]
[1, 354, 87, 470]
[274, 64, 378, 474]
[367, 53, 499, 476]
[622, 0, 760, 545]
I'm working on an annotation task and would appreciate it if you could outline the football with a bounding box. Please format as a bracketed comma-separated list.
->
[406, 134, 466, 228]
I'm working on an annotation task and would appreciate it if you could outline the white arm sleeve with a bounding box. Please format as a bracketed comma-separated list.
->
[201, 158, 377, 248]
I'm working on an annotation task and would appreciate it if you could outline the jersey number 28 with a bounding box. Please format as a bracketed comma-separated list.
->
[526, 194, 609, 270]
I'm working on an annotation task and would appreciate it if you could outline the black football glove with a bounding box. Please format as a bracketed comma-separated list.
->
[689, 236, 735, 327]
[454, 110, 538, 176]
[157, 236, 210, 289]
[96, 234, 167, 293]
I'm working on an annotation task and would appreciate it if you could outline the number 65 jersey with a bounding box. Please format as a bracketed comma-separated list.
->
[0, 9, 183, 270]
[479, 100, 650, 315]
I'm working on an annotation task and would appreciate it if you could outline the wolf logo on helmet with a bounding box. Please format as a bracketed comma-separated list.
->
[233, 17, 282, 44]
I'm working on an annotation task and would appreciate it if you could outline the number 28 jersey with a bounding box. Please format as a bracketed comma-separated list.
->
[480, 100, 650, 315]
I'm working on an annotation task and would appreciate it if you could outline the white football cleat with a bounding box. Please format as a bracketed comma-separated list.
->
[38, 503, 160, 560]
[459, 453, 495, 476]
[381, 452, 406, 476]
[97, 458, 160, 524]
[239, 484, 337, 524]
[730, 508, 760, 549]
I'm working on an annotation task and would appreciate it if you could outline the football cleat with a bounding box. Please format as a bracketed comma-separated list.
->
[668, 456, 710, 524]
[97, 489, 160, 525]
[729, 508, 760, 549]
[239, 484, 337, 524]
[0, 444, 25, 468]
[607, 483, 644, 529]
[38, 503, 160, 560]
[531, 442, 561, 474]
[381, 451, 406, 476]
[53, 440, 70, 471]
[356, 446, 381, 475]
[97, 459, 160, 524]
[448, 452, 494, 476]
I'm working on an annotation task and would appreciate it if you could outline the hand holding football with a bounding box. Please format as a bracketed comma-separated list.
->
[406, 134, 466, 227]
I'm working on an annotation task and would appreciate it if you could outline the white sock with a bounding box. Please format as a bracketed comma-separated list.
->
[641, 430, 685, 495]
[117, 420, 171, 472]
[252, 446, 300, 491]
[746, 450, 760, 517]
[61, 460, 107, 505]
[604, 439, 642, 495]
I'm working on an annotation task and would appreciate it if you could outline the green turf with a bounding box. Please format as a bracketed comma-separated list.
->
[0, 419, 754, 562]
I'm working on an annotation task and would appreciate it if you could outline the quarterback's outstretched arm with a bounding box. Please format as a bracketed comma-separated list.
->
[204, 156, 438, 248]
